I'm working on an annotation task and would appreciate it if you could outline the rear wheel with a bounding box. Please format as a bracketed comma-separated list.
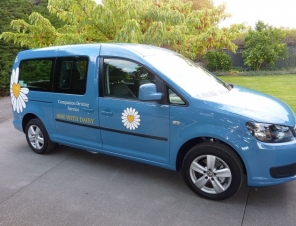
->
[25, 118, 56, 154]
[182, 142, 243, 200]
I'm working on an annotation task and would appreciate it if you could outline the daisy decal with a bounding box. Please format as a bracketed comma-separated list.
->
[121, 107, 141, 130]
[10, 67, 29, 113]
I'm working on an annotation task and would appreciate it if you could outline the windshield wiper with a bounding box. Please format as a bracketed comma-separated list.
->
[224, 82, 233, 91]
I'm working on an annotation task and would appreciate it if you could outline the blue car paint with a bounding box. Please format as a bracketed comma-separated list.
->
[11, 43, 296, 188]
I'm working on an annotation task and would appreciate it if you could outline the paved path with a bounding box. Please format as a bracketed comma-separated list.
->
[1, 97, 296, 226]
[0, 97, 12, 123]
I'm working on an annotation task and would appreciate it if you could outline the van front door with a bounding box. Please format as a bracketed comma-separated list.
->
[98, 58, 170, 164]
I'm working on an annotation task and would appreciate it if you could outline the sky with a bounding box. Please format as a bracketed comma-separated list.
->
[213, 0, 296, 28]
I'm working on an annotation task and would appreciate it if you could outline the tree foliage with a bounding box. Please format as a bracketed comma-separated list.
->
[1, 0, 243, 60]
[283, 28, 296, 46]
[183, 0, 214, 10]
[242, 21, 288, 70]
[204, 50, 231, 71]
[0, 0, 64, 96]
[0, 0, 33, 96]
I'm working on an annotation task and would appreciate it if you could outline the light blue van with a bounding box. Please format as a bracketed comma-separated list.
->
[10, 43, 296, 200]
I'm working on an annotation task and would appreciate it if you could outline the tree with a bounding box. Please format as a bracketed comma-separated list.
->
[31, 0, 65, 29]
[283, 28, 296, 46]
[0, 0, 33, 96]
[1, 0, 243, 60]
[242, 21, 287, 70]
[204, 50, 231, 71]
[183, 0, 214, 10]
[0, 0, 64, 96]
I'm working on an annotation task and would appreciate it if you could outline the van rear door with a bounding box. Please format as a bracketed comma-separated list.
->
[52, 54, 102, 150]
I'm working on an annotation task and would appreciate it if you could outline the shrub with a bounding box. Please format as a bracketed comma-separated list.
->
[204, 50, 232, 72]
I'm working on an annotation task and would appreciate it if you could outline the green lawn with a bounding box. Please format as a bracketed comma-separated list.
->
[220, 74, 296, 114]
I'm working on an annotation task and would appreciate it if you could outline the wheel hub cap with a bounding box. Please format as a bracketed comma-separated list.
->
[206, 169, 214, 177]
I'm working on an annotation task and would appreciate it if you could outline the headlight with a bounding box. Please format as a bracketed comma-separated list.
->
[246, 122, 294, 143]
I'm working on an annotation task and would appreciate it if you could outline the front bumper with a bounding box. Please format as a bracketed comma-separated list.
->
[234, 137, 296, 186]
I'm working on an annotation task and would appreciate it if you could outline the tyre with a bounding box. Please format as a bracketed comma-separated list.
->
[25, 118, 56, 154]
[182, 142, 243, 200]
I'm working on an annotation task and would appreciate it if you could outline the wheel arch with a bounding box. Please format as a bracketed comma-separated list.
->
[22, 113, 39, 132]
[176, 137, 247, 174]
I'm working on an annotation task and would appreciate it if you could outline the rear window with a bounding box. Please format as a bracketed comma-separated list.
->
[19, 58, 55, 92]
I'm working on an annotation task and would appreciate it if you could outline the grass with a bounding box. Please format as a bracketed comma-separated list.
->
[220, 74, 296, 114]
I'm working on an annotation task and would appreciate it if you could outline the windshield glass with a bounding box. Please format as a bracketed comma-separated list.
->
[147, 54, 230, 98]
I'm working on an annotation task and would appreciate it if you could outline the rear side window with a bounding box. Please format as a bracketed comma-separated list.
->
[53, 56, 88, 95]
[19, 58, 54, 92]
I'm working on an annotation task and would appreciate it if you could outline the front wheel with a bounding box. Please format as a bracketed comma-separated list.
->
[25, 118, 56, 154]
[182, 142, 243, 200]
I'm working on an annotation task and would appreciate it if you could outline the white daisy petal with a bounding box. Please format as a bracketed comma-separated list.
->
[15, 67, 19, 82]
[12, 69, 17, 84]
[16, 100, 20, 113]
[127, 108, 131, 115]
[21, 87, 29, 95]
[10, 69, 15, 86]
[19, 96, 26, 109]
[20, 92, 28, 102]
[12, 97, 16, 111]
[11, 97, 14, 108]
[18, 100, 22, 113]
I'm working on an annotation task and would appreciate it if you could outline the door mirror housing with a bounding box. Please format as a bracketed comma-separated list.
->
[139, 83, 163, 101]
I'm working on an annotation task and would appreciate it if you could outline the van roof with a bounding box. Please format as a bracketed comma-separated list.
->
[17, 43, 176, 60]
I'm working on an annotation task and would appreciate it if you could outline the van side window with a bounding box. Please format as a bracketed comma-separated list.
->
[168, 88, 186, 105]
[53, 57, 88, 95]
[19, 58, 54, 92]
[103, 59, 155, 99]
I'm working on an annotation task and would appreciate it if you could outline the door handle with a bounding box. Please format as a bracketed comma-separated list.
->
[83, 108, 94, 112]
[101, 110, 113, 116]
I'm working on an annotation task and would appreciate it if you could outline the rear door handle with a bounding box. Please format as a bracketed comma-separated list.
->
[83, 108, 94, 112]
[101, 110, 113, 116]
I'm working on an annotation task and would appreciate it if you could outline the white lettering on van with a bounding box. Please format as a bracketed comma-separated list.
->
[67, 106, 79, 111]
[57, 99, 90, 110]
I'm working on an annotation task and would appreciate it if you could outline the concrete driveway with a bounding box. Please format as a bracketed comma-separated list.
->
[1, 96, 296, 226]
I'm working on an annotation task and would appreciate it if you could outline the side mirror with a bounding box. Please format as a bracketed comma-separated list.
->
[138, 83, 163, 101]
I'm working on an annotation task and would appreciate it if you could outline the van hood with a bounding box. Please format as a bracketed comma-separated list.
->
[202, 86, 296, 126]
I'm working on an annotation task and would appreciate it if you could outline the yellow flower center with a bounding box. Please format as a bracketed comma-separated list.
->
[127, 115, 134, 123]
[12, 83, 21, 98]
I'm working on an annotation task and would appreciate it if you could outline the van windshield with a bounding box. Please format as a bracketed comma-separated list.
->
[147, 54, 231, 98]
